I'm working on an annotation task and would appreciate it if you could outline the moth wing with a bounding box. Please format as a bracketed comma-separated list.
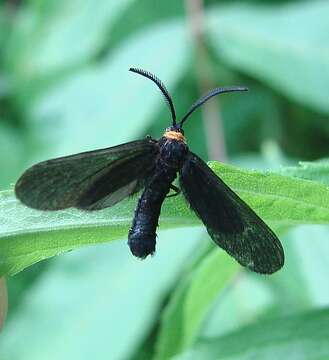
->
[179, 152, 284, 274]
[15, 139, 158, 210]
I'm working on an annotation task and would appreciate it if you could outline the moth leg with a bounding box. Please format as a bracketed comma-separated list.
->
[166, 184, 181, 198]
[146, 135, 157, 143]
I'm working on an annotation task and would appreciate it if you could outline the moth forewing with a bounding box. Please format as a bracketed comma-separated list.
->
[179, 152, 284, 274]
[15, 139, 158, 210]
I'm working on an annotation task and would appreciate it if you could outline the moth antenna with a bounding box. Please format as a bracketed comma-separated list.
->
[179, 87, 248, 127]
[129, 67, 177, 126]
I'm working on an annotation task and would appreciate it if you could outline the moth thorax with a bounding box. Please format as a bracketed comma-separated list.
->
[163, 130, 186, 143]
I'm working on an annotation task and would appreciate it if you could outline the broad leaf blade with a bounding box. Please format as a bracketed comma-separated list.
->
[155, 249, 239, 360]
[183, 250, 239, 347]
[0, 230, 200, 360]
[2, 162, 329, 275]
[5, 0, 137, 82]
[208, 162, 329, 227]
[174, 308, 329, 360]
[30, 20, 189, 157]
[280, 160, 329, 186]
[0, 190, 194, 276]
[207, 1, 329, 114]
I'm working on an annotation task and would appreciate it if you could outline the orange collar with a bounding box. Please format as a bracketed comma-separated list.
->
[163, 130, 186, 143]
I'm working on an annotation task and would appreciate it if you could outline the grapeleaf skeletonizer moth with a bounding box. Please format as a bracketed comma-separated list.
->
[15, 68, 284, 274]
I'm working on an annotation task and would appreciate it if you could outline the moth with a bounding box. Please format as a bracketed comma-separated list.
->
[15, 67, 284, 274]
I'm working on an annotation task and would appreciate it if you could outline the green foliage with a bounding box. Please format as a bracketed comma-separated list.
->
[1, 0, 329, 359]
[5, 0, 137, 87]
[207, 0, 329, 114]
[280, 160, 329, 185]
[155, 250, 239, 360]
[29, 20, 189, 156]
[0, 231, 201, 360]
[175, 308, 329, 360]
[2, 162, 329, 276]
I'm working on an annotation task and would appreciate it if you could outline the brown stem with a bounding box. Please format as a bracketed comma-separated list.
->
[185, 0, 227, 161]
[0, 277, 8, 331]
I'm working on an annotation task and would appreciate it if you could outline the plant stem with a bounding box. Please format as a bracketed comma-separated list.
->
[185, 0, 227, 161]
[0, 277, 7, 331]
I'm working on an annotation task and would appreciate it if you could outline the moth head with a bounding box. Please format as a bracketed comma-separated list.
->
[129, 67, 248, 130]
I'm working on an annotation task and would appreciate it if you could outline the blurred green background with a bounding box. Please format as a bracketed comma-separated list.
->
[1, 0, 329, 359]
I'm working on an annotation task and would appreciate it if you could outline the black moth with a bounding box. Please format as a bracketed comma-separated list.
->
[15, 67, 284, 274]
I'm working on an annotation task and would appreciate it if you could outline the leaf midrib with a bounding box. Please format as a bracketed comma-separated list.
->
[236, 187, 329, 213]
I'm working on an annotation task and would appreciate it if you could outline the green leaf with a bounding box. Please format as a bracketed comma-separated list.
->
[199, 225, 329, 342]
[207, 1, 329, 114]
[0, 123, 25, 189]
[2, 161, 329, 276]
[5, 0, 136, 82]
[155, 249, 239, 360]
[280, 160, 329, 186]
[0, 6, 8, 50]
[283, 226, 329, 307]
[0, 230, 201, 360]
[0, 190, 194, 276]
[155, 274, 191, 360]
[30, 20, 189, 157]
[182, 251, 239, 347]
[208, 162, 329, 227]
[174, 308, 329, 360]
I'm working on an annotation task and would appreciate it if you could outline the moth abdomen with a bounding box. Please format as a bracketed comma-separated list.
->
[128, 163, 178, 259]
[128, 229, 156, 259]
[128, 189, 164, 258]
